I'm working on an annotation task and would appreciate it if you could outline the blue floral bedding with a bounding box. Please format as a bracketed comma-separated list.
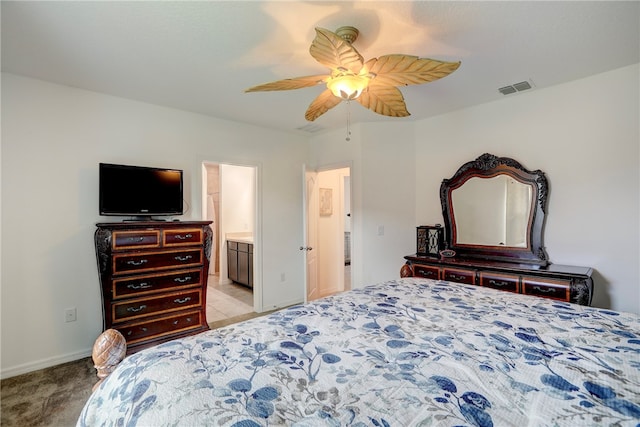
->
[78, 278, 640, 426]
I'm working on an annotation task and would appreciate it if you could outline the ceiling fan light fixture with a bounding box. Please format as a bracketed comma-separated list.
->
[246, 26, 460, 121]
[327, 74, 369, 100]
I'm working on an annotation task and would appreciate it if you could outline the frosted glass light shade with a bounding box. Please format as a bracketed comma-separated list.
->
[327, 75, 368, 100]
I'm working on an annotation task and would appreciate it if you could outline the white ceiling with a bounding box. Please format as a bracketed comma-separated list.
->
[2, 1, 639, 135]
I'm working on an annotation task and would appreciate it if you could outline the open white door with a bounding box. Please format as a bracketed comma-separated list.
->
[304, 168, 319, 302]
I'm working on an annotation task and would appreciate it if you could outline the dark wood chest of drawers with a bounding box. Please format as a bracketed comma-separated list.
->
[402, 254, 593, 306]
[95, 221, 212, 354]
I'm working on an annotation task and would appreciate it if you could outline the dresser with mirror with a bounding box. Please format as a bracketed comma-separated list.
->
[402, 153, 593, 305]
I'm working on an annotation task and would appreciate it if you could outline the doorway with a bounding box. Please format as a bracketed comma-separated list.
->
[305, 165, 352, 301]
[202, 162, 258, 324]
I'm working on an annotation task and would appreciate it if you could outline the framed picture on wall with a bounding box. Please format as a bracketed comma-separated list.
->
[319, 188, 332, 216]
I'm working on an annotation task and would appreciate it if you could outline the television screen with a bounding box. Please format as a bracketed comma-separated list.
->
[99, 163, 183, 217]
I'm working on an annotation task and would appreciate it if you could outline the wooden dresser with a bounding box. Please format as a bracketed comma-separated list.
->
[406, 153, 596, 307]
[402, 255, 593, 306]
[95, 221, 212, 354]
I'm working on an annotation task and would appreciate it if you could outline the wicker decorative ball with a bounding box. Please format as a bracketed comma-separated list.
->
[92, 329, 126, 388]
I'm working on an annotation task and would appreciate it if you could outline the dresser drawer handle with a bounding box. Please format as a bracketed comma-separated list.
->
[126, 259, 148, 266]
[174, 255, 193, 262]
[127, 282, 152, 290]
[174, 297, 192, 304]
[126, 305, 147, 312]
[141, 327, 148, 332]
[173, 320, 179, 325]
[449, 274, 466, 281]
[175, 234, 193, 240]
[129, 237, 145, 242]
[489, 280, 510, 287]
[174, 276, 192, 283]
[533, 286, 556, 293]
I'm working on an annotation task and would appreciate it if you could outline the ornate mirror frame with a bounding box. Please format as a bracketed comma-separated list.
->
[440, 153, 549, 266]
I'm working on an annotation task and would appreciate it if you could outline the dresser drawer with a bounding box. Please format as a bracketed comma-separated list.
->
[112, 230, 160, 250]
[163, 228, 203, 246]
[479, 272, 519, 293]
[112, 248, 203, 274]
[112, 289, 202, 322]
[118, 310, 204, 346]
[523, 277, 571, 302]
[413, 264, 440, 280]
[112, 269, 202, 299]
[443, 268, 476, 285]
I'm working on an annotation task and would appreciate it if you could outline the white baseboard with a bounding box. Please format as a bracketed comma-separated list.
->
[1, 348, 92, 380]
[260, 298, 302, 313]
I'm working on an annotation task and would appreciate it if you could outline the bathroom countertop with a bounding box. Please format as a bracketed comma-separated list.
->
[227, 236, 253, 244]
[226, 233, 253, 244]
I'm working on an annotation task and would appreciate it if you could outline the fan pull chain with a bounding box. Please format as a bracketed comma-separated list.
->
[345, 100, 352, 142]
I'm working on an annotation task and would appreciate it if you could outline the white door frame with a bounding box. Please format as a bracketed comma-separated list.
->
[303, 166, 318, 303]
[303, 162, 352, 301]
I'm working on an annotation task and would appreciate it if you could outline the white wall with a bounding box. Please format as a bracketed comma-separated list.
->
[415, 64, 639, 315]
[1, 73, 308, 378]
[221, 164, 255, 235]
[359, 123, 417, 285]
[309, 122, 417, 288]
[308, 126, 364, 288]
[1, 63, 637, 378]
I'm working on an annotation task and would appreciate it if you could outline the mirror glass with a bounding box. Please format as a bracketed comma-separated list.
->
[440, 153, 548, 265]
[451, 175, 532, 247]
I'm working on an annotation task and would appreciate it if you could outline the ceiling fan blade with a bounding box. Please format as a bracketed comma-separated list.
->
[245, 74, 329, 92]
[357, 85, 410, 118]
[309, 28, 364, 74]
[365, 55, 461, 87]
[305, 89, 342, 121]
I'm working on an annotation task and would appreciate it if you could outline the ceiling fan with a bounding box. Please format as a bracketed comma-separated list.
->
[246, 26, 461, 122]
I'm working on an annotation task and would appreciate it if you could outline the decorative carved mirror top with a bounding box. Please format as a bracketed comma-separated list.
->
[440, 153, 549, 265]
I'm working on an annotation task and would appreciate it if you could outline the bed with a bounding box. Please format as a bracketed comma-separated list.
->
[78, 277, 640, 426]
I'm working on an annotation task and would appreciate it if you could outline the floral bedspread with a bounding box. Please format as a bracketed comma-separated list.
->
[78, 278, 640, 426]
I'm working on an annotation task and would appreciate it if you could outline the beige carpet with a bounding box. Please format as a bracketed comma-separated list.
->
[1, 307, 274, 427]
[1, 357, 95, 427]
[2, 283, 258, 426]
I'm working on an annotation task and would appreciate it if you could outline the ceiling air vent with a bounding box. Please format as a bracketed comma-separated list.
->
[498, 80, 534, 95]
[296, 123, 325, 133]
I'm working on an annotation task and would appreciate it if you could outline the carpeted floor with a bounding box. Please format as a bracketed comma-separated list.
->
[1, 357, 95, 427]
[0, 310, 273, 427]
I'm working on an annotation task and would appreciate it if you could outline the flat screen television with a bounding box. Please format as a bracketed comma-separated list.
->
[99, 163, 184, 218]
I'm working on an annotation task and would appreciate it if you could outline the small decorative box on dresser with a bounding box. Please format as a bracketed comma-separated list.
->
[95, 221, 212, 354]
[401, 255, 594, 305]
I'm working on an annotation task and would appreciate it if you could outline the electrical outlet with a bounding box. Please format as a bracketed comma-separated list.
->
[280, 273, 286, 282]
[65, 307, 77, 323]
[377, 225, 385, 236]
